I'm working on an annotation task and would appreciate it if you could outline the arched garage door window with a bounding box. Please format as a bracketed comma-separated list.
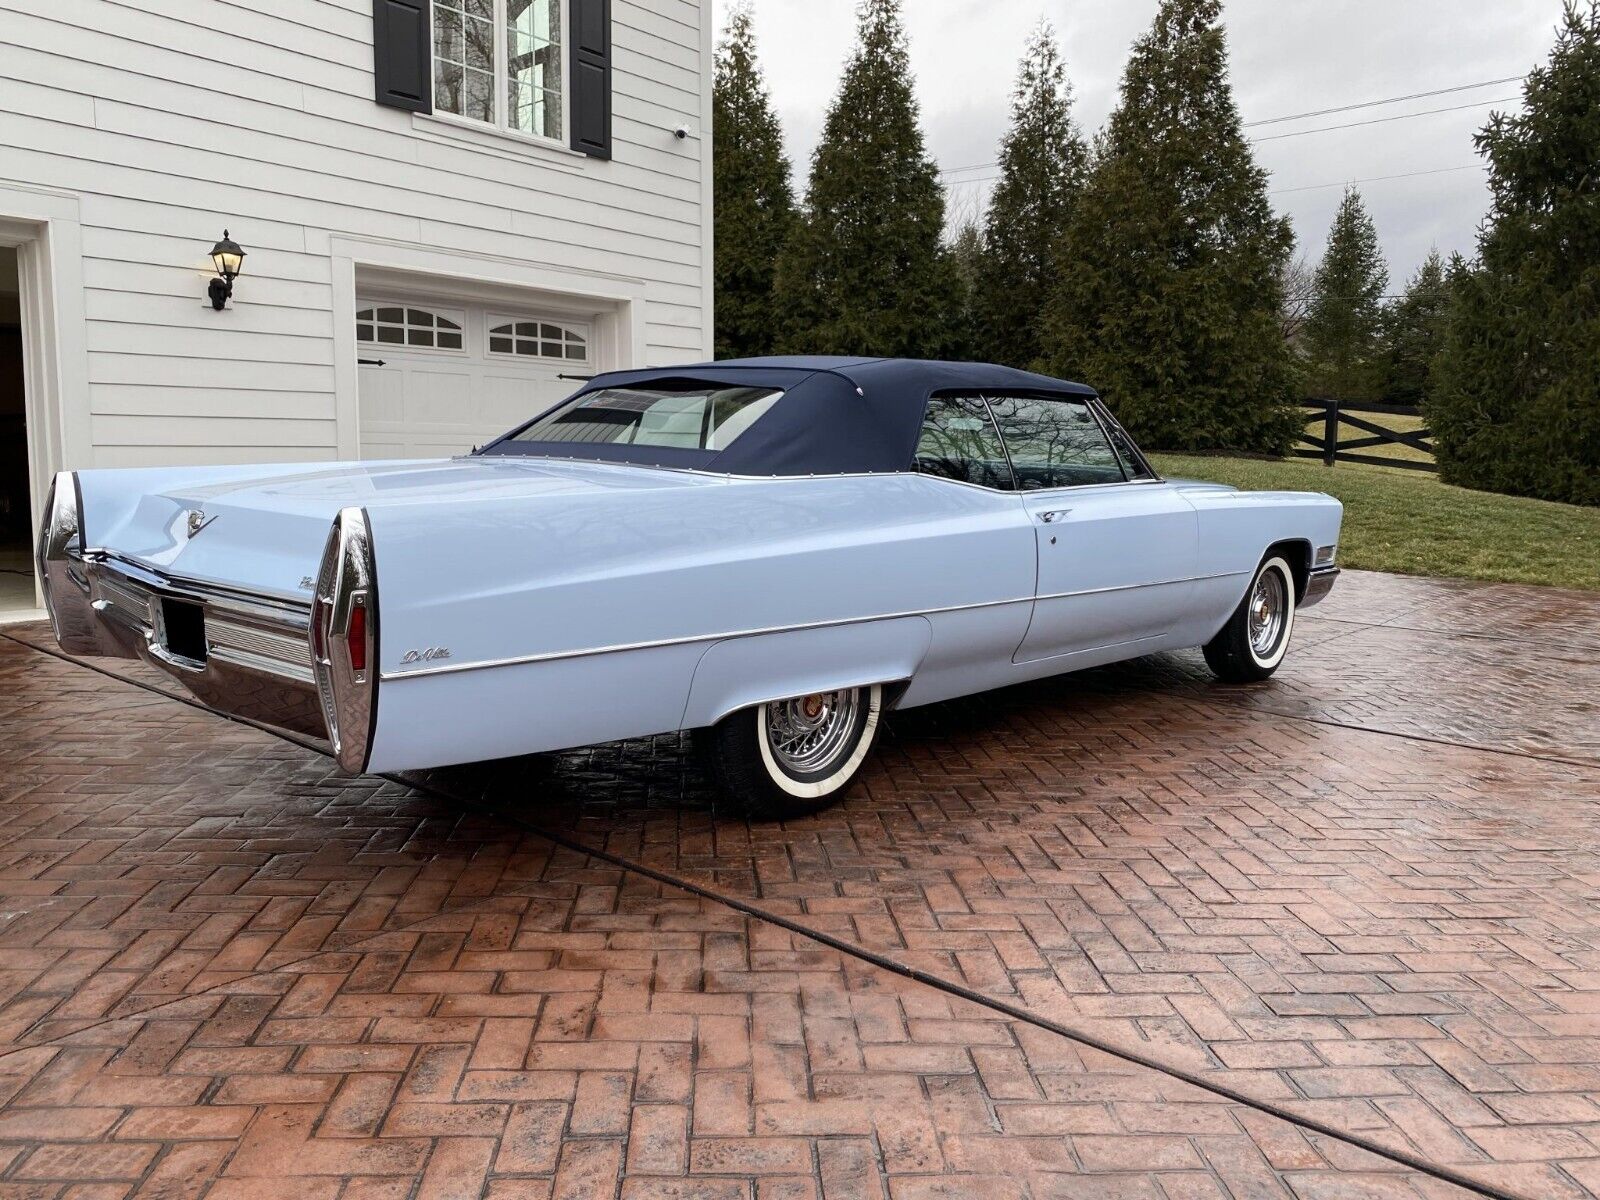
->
[487, 317, 588, 362]
[356, 305, 466, 350]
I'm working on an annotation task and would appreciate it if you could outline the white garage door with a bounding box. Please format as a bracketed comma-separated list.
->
[356, 297, 597, 459]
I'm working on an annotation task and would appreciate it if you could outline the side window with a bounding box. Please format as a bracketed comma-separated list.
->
[914, 395, 1014, 489]
[1098, 406, 1156, 481]
[986, 396, 1127, 490]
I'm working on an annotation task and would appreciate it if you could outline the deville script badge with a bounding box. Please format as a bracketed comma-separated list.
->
[401, 647, 452, 665]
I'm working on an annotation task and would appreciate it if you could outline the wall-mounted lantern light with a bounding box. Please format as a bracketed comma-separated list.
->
[207, 230, 246, 310]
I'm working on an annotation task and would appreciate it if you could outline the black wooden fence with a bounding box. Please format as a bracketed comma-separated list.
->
[1294, 398, 1437, 472]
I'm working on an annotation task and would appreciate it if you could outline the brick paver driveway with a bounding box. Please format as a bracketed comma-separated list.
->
[2, 568, 1599, 1199]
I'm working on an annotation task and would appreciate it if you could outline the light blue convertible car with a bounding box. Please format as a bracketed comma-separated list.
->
[37, 358, 1341, 817]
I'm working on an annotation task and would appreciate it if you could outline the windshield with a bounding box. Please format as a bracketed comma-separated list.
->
[507, 383, 784, 451]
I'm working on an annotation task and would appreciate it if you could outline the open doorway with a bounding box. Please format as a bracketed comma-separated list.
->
[0, 245, 34, 619]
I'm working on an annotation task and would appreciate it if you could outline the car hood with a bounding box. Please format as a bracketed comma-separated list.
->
[82, 456, 719, 601]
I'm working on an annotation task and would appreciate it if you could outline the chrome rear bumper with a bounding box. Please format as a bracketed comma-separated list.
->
[39, 517, 326, 741]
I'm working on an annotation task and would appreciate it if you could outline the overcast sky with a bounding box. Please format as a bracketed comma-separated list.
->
[715, 0, 1561, 288]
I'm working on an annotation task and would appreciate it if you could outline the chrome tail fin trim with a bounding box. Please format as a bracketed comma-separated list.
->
[311, 507, 379, 774]
[36, 471, 111, 656]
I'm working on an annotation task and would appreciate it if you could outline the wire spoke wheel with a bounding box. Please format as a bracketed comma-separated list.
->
[697, 683, 884, 819]
[1248, 569, 1287, 658]
[762, 689, 861, 777]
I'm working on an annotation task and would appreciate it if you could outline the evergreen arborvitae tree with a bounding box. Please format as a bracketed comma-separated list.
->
[1037, 0, 1298, 452]
[1431, 1, 1600, 506]
[773, 0, 953, 356]
[1302, 188, 1390, 402]
[712, 4, 795, 359]
[974, 21, 1088, 368]
[945, 218, 986, 362]
[1381, 249, 1449, 407]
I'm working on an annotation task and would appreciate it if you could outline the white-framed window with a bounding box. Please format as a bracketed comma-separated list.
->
[487, 316, 589, 362]
[433, 0, 564, 143]
[356, 304, 467, 351]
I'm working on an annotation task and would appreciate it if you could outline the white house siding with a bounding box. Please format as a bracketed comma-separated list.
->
[0, 0, 713, 469]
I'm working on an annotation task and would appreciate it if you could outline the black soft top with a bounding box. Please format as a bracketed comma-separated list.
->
[475, 356, 1099, 476]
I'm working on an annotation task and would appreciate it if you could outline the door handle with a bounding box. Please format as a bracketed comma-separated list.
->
[1037, 508, 1072, 524]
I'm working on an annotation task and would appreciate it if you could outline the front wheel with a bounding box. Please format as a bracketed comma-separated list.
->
[1203, 555, 1296, 682]
[695, 685, 884, 820]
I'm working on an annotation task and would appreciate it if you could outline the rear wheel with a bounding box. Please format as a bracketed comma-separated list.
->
[1203, 555, 1296, 682]
[696, 685, 883, 820]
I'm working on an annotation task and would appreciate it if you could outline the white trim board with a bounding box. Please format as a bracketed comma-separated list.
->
[0, 181, 91, 607]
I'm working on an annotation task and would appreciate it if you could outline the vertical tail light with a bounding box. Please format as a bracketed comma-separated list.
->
[311, 508, 378, 774]
[346, 602, 367, 673]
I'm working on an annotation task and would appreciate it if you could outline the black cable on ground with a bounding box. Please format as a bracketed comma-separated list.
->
[400, 770, 1518, 1200]
[1, 629, 1528, 1200]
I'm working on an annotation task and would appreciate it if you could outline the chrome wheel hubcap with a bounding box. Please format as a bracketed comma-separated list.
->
[1249, 570, 1287, 658]
[764, 689, 859, 775]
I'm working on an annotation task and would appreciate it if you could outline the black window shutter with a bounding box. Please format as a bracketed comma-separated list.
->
[569, 0, 612, 159]
[373, 0, 432, 114]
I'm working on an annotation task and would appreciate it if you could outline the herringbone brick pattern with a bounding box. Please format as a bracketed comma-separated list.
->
[405, 574, 1600, 1198]
[1168, 572, 1600, 763]
[0, 637, 1465, 1197]
[2, 566, 1598, 1197]
[0, 854, 1462, 1199]
[422, 724, 1600, 1197]
[0, 652, 530, 1050]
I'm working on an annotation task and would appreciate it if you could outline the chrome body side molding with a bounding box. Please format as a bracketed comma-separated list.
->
[377, 570, 1251, 683]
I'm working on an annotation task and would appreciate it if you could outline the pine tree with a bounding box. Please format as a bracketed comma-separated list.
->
[712, 4, 795, 359]
[1038, 0, 1297, 453]
[772, 0, 953, 357]
[1431, 1, 1600, 506]
[1302, 188, 1390, 402]
[974, 21, 1088, 368]
[1380, 249, 1448, 407]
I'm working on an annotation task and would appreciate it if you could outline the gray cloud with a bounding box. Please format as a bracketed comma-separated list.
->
[719, 0, 1560, 283]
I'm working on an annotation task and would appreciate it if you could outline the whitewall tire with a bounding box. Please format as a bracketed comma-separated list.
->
[1203, 555, 1297, 682]
[696, 684, 884, 819]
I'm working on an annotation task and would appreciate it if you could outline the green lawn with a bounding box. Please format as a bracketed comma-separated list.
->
[1151, 453, 1600, 591]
